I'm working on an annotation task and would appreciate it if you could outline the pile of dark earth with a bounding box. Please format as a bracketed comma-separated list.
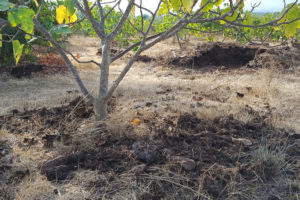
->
[166, 42, 300, 71]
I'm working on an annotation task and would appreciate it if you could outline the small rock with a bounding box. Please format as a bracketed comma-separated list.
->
[0, 139, 15, 158]
[232, 138, 252, 146]
[173, 156, 196, 171]
[236, 92, 245, 98]
[41, 155, 78, 181]
[132, 141, 160, 164]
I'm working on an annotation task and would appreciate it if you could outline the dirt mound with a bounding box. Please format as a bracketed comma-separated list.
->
[247, 46, 299, 69]
[167, 42, 258, 68]
[0, 52, 68, 78]
[166, 42, 300, 70]
[10, 64, 44, 78]
[136, 55, 155, 63]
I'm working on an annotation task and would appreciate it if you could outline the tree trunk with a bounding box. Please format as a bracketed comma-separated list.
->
[94, 99, 108, 121]
[94, 40, 111, 120]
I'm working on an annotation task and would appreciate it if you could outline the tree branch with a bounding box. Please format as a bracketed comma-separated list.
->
[108, 0, 134, 40]
[73, 0, 105, 38]
[96, 0, 106, 36]
[111, 32, 164, 63]
[34, 19, 95, 102]
[0, 19, 10, 30]
[64, 49, 102, 67]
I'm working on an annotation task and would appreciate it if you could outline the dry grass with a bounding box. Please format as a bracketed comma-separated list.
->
[108, 63, 300, 132]
[1, 36, 299, 132]
[1, 36, 300, 200]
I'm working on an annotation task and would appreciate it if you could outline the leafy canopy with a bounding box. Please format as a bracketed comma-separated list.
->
[1, 0, 300, 65]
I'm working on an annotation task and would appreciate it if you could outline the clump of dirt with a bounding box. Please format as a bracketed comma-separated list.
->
[136, 55, 155, 63]
[166, 42, 300, 70]
[0, 96, 115, 143]
[247, 46, 299, 69]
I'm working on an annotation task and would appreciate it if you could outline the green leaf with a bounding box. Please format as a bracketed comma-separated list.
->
[200, 0, 213, 12]
[181, 0, 195, 13]
[13, 40, 24, 65]
[8, 6, 35, 34]
[64, 0, 76, 15]
[225, 11, 238, 21]
[25, 34, 31, 40]
[133, 46, 139, 52]
[279, 3, 300, 38]
[170, 0, 181, 11]
[52, 24, 72, 35]
[242, 11, 253, 32]
[214, 0, 223, 7]
[0, 34, 2, 48]
[0, 0, 14, 12]
[221, 6, 231, 15]
[158, 2, 168, 15]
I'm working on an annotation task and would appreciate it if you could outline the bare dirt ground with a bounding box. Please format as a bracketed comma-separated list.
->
[1, 35, 300, 200]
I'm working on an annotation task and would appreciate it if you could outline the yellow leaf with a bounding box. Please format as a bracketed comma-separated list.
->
[65, 12, 78, 24]
[70, 12, 77, 23]
[237, 0, 244, 11]
[131, 118, 142, 126]
[33, 0, 39, 7]
[181, 0, 195, 13]
[48, 41, 53, 47]
[56, 5, 67, 24]
[214, 0, 223, 7]
[57, 5, 78, 25]
[0, 34, 2, 48]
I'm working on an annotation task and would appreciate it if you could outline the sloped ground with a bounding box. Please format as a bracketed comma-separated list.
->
[0, 36, 300, 199]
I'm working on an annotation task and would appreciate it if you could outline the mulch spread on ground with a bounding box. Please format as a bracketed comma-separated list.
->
[1, 98, 299, 199]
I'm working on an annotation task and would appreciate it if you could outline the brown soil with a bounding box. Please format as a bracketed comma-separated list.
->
[0, 97, 116, 138]
[1, 100, 299, 199]
[165, 42, 300, 70]
[0, 52, 68, 78]
[136, 55, 156, 63]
